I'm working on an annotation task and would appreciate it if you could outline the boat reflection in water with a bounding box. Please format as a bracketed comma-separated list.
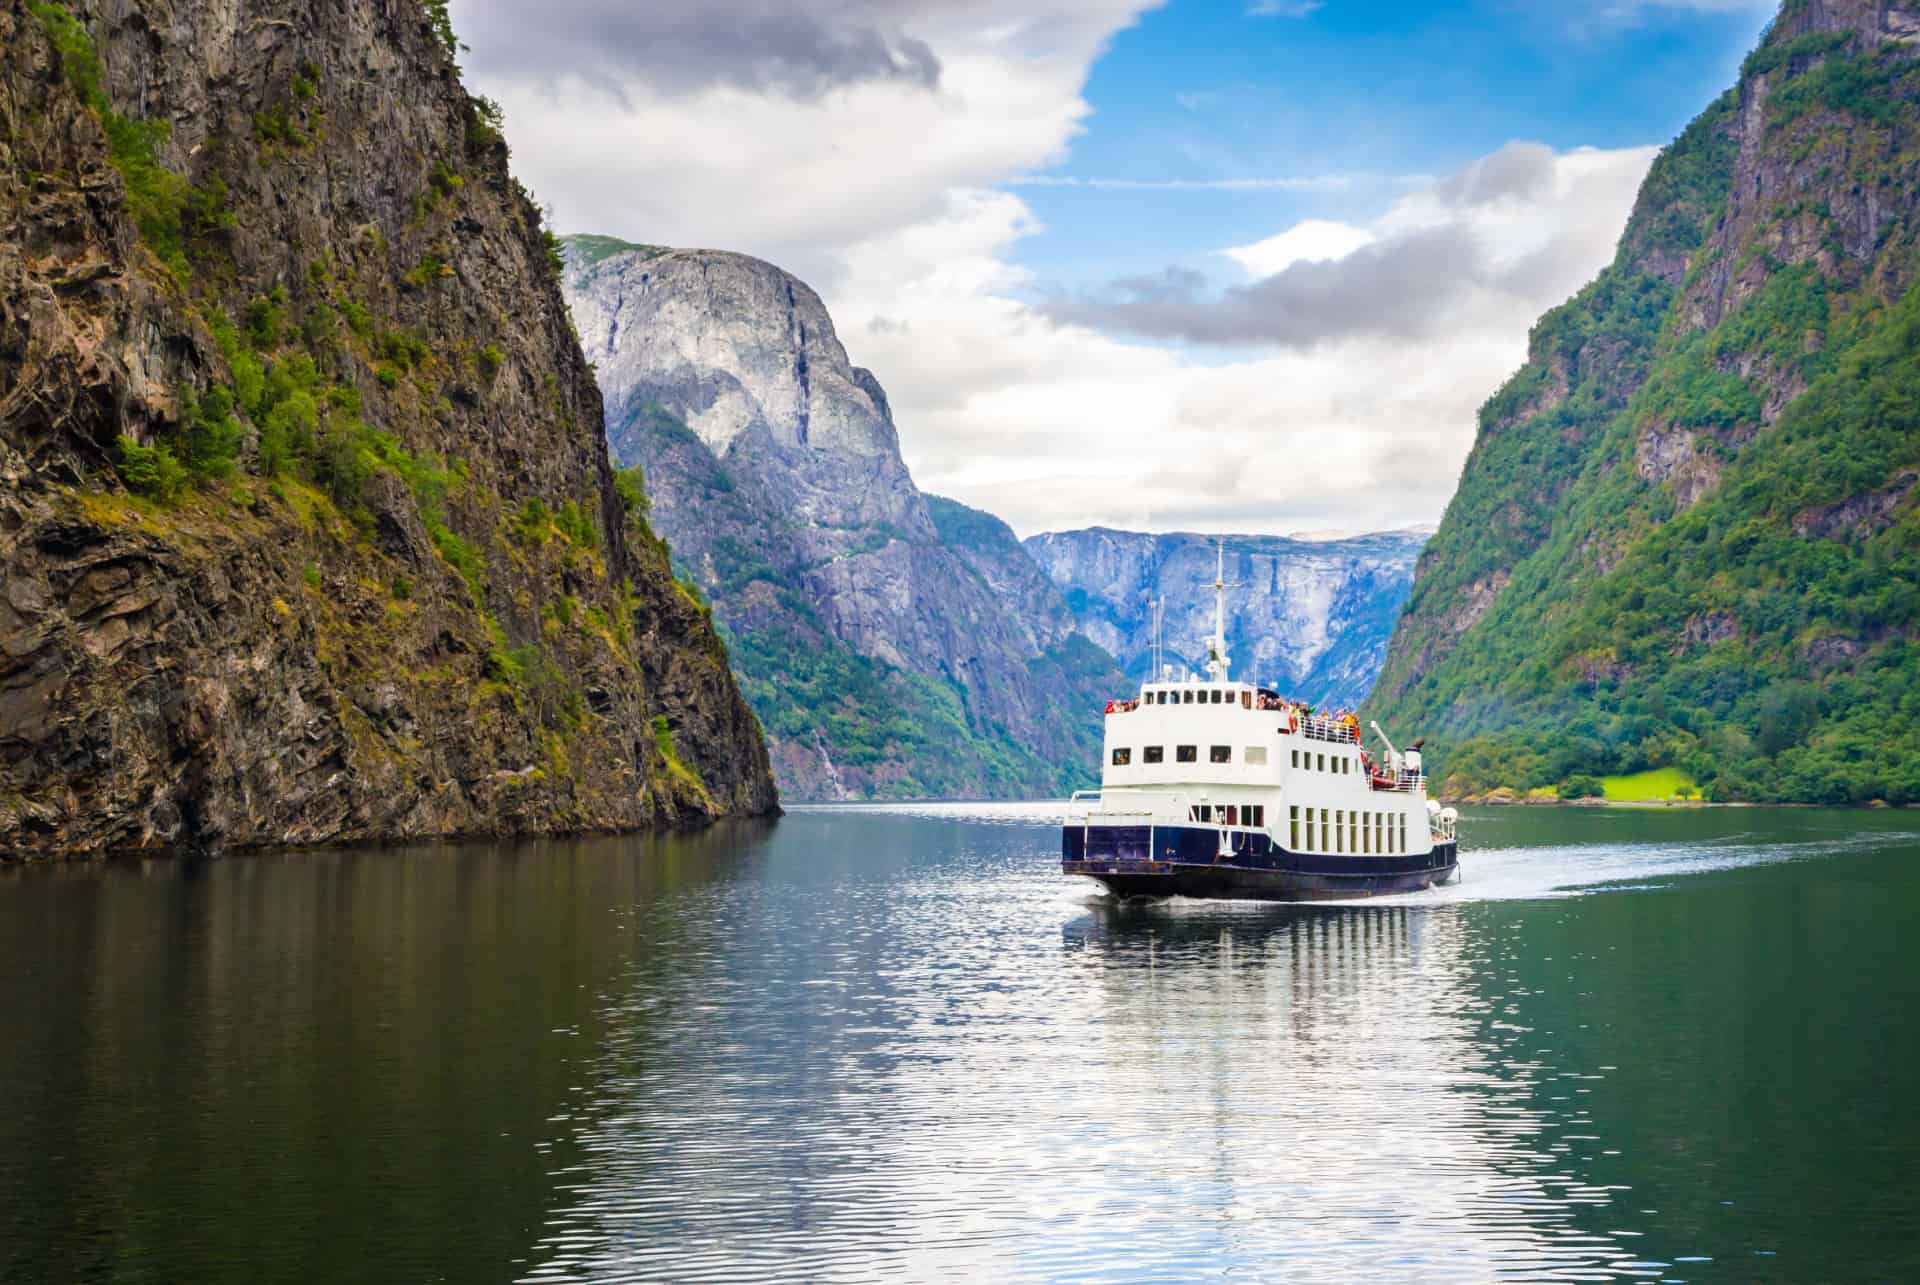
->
[1057, 900, 1653, 1281]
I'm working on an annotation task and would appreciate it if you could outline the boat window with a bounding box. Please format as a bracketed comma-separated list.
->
[1111, 748, 1131, 766]
[1225, 806, 1238, 826]
[1240, 691, 1252, 709]
[1317, 753, 1326, 772]
[1304, 808, 1314, 850]
[1290, 749, 1299, 769]
[1290, 805, 1300, 848]
[1321, 808, 1330, 853]
[1176, 745, 1197, 763]
[1244, 746, 1267, 766]
[1399, 814, 1407, 854]
[1248, 805, 1264, 827]
[1182, 691, 1194, 704]
[1210, 745, 1231, 764]
[1143, 746, 1164, 764]
[1199, 805, 1213, 822]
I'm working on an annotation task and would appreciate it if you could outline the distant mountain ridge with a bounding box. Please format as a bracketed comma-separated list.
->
[1369, 0, 1920, 804]
[562, 238, 1126, 801]
[1026, 528, 1429, 708]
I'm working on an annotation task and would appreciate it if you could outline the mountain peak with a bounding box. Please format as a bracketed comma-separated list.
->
[563, 242, 903, 464]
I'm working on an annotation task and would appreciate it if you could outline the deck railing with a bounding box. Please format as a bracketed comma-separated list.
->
[1369, 771, 1427, 794]
[1298, 715, 1360, 744]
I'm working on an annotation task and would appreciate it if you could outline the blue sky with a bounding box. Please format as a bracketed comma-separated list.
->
[1012, 0, 1773, 289]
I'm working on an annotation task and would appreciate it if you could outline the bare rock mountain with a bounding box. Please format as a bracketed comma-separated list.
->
[1026, 529, 1430, 708]
[563, 237, 1125, 800]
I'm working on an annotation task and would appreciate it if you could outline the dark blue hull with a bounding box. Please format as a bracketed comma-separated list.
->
[1062, 823, 1458, 902]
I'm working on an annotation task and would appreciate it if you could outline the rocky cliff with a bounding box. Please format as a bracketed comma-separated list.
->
[1025, 529, 1428, 707]
[0, 0, 777, 854]
[1370, 0, 1920, 803]
[562, 238, 1125, 800]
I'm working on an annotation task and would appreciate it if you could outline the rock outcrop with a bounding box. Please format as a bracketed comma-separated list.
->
[563, 239, 1126, 801]
[1024, 529, 1429, 709]
[0, 0, 776, 855]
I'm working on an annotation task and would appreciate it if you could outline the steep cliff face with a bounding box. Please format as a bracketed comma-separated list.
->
[1025, 529, 1428, 708]
[0, 0, 776, 854]
[563, 239, 1126, 800]
[1371, 0, 1920, 803]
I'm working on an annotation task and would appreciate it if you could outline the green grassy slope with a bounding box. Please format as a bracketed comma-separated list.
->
[1370, 9, 1920, 805]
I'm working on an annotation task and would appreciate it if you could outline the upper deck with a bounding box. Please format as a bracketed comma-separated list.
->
[1099, 681, 1425, 797]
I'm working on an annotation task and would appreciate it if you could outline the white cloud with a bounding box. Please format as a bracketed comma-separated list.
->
[455, 0, 1160, 286]
[847, 141, 1655, 537]
[456, 2, 1660, 539]
[1010, 174, 1365, 192]
[1222, 219, 1376, 277]
[1247, 0, 1324, 16]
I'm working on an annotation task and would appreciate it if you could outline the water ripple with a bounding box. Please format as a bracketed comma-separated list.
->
[515, 806, 1914, 1282]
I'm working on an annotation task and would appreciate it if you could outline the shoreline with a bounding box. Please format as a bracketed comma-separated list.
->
[1447, 796, 1919, 810]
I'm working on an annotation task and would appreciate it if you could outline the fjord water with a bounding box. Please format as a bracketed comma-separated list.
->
[1, 808, 1916, 1283]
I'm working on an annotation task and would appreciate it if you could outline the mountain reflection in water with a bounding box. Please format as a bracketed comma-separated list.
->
[1, 805, 1917, 1283]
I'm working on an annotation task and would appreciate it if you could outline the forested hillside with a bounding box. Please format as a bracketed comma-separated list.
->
[1369, 0, 1920, 804]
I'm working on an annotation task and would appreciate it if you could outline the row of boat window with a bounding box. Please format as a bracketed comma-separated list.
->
[1291, 805, 1407, 856]
[1112, 745, 1271, 766]
[1145, 689, 1252, 708]
[1293, 749, 1350, 774]
[1188, 804, 1267, 827]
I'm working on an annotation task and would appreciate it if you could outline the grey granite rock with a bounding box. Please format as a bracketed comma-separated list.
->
[1024, 529, 1429, 708]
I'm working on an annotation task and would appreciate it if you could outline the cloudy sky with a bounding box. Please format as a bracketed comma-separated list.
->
[451, 0, 1776, 538]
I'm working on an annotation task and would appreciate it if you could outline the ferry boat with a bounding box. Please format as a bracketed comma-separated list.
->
[1062, 544, 1459, 902]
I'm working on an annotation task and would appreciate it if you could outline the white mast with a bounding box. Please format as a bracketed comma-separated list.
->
[1204, 538, 1230, 684]
[1148, 595, 1163, 685]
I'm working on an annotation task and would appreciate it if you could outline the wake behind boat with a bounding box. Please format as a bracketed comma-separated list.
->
[1062, 543, 1459, 902]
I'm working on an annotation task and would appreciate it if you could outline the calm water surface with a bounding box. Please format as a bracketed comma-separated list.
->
[1, 805, 1917, 1282]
